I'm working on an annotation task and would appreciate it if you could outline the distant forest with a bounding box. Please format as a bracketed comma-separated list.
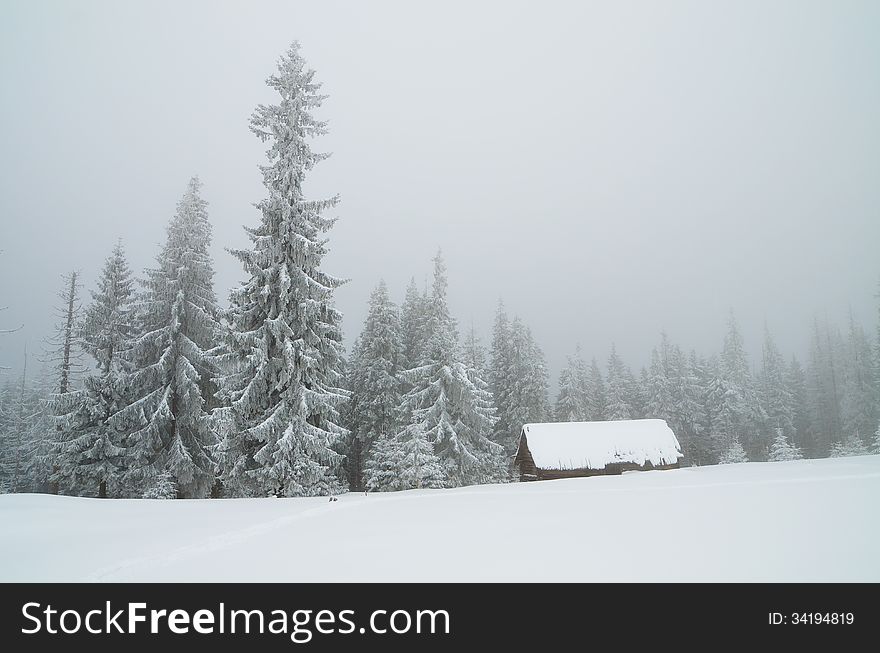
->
[1, 43, 877, 499]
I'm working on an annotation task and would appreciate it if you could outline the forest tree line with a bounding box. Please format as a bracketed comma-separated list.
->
[1, 43, 878, 499]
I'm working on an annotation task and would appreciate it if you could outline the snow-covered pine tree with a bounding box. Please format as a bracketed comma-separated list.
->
[116, 177, 220, 499]
[666, 345, 704, 466]
[585, 357, 606, 421]
[363, 423, 446, 492]
[785, 356, 811, 456]
[0, 381, 13, 491]
[52, 242, 134, 497]
[504, 317, 550, 446]
[400, 277, 430, 371]
[22, 367, 52, 493]
[3, 349, 39, 492]
[840, 312, 877, 446]
[806, 317, 844, 456]
[872, 422, 880, 454]
[460, 324, 502, 469]
[555, 356, 578, 422]
[489, 301, 514, 448]
[555, 346, 589, 422]
[760, 325, 795, 441]
[720, 311, 766, 459]
[829, 434, 870, 458]
[347, 280, 404, 491]
[768, 429, 802, 462]
[396, 252, 503, 487]
[462, 324, 488, 380]
[718, 437, 748, 464]
[604, 344, 634, 420]
[705, 355, 737, 462]
[685, 350, 713, 466]
[215, 44, 347, 498]
[645, 344, 674, 422]
[82, 242, 137, 377]
[631, 367, 648, 418]
[43, 271, 87, 493]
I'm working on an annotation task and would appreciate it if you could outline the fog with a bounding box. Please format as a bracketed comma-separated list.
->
[1, 0, 878, 380]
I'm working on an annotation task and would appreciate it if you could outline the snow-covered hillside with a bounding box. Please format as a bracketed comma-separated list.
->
[1, 455, 878, 582]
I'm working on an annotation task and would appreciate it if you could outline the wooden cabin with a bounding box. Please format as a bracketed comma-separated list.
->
[514, 419, 682, 482]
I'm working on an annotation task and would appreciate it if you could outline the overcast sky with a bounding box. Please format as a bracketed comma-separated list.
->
[1, 0, 878, 383]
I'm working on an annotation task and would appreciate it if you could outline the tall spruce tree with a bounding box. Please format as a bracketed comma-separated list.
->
[44, 271, 86, 493]
[215, 43, 347, 498]
[52, 242, 134, 497]
[555, 345, 589, 422]
[760, 325, 794, 440]
[585, 357, 606, 420]
[841, 312, 877, 444]
[501, 317, 550, 451]
[604, 344, 634, 420]
[462, 324, 488, 380]
[719, 312, 765, 459]
[400, 278, 430, 371]
[806, 317, 844, 456]
[347, 281, 404, 491]
[396, 252, 503, 487]
[118, 177, 220, 498]
[785, 356, 811, 455]
[489, 301, 514, 448]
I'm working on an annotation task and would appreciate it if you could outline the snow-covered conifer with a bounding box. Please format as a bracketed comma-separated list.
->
[829, 434, 869, 458]
[396, 252, 503, 487]
[719, 312, 765, 459]
[364, 423, 445, 492]
[760, 325, 794, 440]
[768, 429, 802, 462]
[718, 437, 748, 464]
[400, 278, 430, 371]
[43, 271, 87, 493]
[555, 346, 588, 422]
[116, 177, 220, 498]
[489, 301, 514, 446]
[347, 281, 404, 491]
[585, 358, 606, 421]
[503, 317, 550, 447]
[604, 344, 634, 420]
[52, 242, 134, 497]
[215, 44, 347, 497]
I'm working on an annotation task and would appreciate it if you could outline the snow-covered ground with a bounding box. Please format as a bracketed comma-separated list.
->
[1, 455, 878, 582]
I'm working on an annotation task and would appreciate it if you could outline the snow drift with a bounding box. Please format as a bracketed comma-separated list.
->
[1, 455, 878, 582]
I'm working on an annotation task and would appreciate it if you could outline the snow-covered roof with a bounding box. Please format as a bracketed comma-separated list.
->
[518, 419, 683, 471]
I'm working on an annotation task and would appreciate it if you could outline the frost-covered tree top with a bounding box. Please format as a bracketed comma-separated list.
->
[605, 344, 634, 421]
[81, 241, 135, 374]
[400, 277, 429, 370]
[721, 311, 751, 388]
[216, 42, 347, 498]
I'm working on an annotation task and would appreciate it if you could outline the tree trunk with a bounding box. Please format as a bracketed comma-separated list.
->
[99, 480, 107, 498]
